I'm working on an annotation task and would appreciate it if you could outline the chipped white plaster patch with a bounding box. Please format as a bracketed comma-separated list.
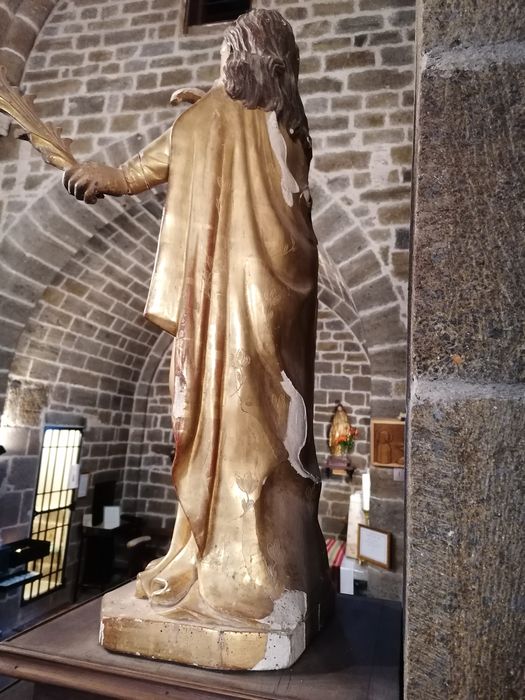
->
[280, 371, 315, 480]
[257, 588, 307, 630]
[252, 590, 307, 670]
[266, 111, 299, 207]
[252, 633, 293, 671]
[172, 367, 187, 420]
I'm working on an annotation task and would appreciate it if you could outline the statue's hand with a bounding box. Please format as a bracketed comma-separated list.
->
[62, 161, 128, 204]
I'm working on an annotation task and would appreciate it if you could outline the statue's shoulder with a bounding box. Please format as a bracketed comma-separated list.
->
[175, 84, 239, 128]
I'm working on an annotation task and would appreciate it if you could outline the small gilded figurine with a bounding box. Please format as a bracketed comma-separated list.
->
[329, 404, 359, 456]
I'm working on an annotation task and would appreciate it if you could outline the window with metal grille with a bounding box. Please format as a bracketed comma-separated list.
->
[186, 0, 251, 27]
[23, 427, 82, 603]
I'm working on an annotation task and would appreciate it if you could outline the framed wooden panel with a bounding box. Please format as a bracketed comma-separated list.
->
[357, 524, 392, 570]
[370, 418, 405, 468]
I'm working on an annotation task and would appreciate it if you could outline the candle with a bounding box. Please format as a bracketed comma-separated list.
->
[362, 472, 371, 512]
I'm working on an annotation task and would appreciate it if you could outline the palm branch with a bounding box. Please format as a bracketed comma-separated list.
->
[0, 64, 77, 171]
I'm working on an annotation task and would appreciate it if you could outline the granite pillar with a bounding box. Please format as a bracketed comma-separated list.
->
[405, 0, 524, 697]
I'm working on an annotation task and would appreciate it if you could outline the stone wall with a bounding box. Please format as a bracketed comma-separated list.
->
[0, 1, 56, 95]
[123, 333, 173, 531]
[0, 181, 167, 635]
[314, 305, 369, 539]
[405, 0, 524, 696]
[0, 0, 415, 633]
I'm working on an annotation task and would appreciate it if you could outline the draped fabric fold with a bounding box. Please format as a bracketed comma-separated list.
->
[121, 86, 329, 624]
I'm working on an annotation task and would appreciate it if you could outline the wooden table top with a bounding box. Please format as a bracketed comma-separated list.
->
[0, 591, 401, 700]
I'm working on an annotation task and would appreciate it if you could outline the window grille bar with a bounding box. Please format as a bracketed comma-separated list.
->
[58, 432, 70, 509]
[23, 427, 82, 603]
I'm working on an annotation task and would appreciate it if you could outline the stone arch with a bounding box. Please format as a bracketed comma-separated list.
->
[0, 0, 411, 610]
[0, 0, 58, 135]
[0, 0, 57, 84]
[0, 115, 402, 585]
[0, 126, 372, 486]
[312, 174, 407, 418]
[121, 329, 172, 519]
[0, 0, 416, 620]
[0, 123, 167, 412]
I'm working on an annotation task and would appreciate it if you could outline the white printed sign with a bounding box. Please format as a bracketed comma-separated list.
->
[358, 525, 391, 569]
[68, 462, 80, 489]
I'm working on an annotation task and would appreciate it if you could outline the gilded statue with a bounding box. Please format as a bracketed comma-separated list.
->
[329, 404, 351, 456]
[0, 9, 332, 670]
[329, 403, 359, 457]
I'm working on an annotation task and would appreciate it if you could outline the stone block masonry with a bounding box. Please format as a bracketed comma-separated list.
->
[405, 0, 524, 695]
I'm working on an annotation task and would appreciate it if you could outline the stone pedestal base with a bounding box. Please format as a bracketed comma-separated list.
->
[100, 581, 332, 671]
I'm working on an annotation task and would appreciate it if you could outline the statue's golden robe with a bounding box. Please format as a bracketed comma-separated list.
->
[121, 86, 329, 625]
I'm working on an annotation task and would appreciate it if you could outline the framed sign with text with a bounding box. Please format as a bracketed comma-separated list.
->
[357, 524, 392, 569]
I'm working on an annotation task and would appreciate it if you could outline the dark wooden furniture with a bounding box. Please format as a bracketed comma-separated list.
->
[74, 516, 160, 598]
[0, 589, 401, 699]
[0, 539, 50, 593]
[324, 455, 355, 479]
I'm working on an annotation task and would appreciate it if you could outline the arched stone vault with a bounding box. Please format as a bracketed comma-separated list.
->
[0, 0, 58, 134]
[0, 126, 403, 421]
[0, 126, 163, 411]
[0, 1, 58, 82]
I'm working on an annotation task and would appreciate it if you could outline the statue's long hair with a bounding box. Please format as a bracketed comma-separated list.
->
[222, 9, 312, 162]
